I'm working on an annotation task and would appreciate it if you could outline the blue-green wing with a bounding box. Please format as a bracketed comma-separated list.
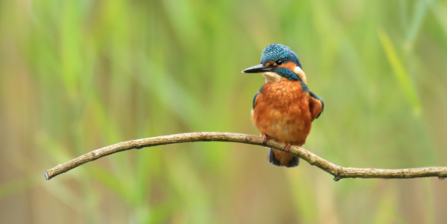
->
[253, 85, 264, 109]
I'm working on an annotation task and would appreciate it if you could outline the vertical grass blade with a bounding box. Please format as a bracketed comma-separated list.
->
[378, 28, 421, 115]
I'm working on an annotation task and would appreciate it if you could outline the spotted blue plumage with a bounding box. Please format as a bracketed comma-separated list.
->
[259, 43, 307, 91]
[260, 43, 302, 68]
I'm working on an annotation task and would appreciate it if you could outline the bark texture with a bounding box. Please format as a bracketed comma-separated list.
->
[45, 132, 447, 181]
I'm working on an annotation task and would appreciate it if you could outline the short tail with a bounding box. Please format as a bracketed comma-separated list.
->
[268, 148, 299, 168]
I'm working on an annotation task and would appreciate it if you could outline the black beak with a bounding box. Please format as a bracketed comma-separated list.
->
[242, 64, 273, 73]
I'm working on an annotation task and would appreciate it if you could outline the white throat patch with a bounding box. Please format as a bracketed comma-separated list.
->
[262, 72, 282, 83]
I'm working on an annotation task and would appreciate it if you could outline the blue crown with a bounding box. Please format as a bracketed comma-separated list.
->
[260, 43, 302, 68]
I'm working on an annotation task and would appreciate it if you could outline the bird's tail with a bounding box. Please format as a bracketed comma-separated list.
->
[268, 148, 299, 168]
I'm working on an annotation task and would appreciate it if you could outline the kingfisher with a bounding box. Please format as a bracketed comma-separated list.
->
[242, 43, 324, 167]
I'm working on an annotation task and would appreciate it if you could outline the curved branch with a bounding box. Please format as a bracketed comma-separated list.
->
[45, 132, 447, 181]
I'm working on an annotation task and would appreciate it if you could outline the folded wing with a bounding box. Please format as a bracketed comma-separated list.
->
[308, 89, 324, 121]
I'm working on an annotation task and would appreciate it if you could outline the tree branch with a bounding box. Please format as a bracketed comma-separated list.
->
[45, 132, 447, 181]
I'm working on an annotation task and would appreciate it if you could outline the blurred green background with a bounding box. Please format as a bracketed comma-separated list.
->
[1, 0, 447, 223]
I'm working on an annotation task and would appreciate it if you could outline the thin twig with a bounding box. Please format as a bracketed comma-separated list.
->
[45, 132, 447, 181]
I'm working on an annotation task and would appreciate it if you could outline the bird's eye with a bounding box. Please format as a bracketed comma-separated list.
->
[276, 60, 283, 65]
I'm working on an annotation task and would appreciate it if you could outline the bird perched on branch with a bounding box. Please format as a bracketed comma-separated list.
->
[242, 43, 324, 167]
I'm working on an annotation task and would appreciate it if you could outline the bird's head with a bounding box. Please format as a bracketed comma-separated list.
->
[242, 43, 306, 83]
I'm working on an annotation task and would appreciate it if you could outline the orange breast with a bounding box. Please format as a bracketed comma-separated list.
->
[252, 78, 312, 146]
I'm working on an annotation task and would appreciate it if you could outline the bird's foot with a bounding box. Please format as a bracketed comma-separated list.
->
[262, 134, 270, 145]
[284, 143, 292, 152]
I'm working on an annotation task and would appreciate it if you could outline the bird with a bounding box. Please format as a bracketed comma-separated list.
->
[242, 43, 324, 167]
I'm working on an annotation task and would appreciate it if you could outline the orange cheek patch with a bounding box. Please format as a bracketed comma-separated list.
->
[278, 61, 296, 70]
[278, 62, 307, 84]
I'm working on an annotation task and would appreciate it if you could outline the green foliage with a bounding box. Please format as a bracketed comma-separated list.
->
[1, 0, 447, 223]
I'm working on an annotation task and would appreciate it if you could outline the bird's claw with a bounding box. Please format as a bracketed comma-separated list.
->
[262, 134, 270, 145]
[284, 143, 291, 152]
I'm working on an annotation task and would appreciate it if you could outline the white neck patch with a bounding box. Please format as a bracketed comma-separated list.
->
[262, 72, 282, 83]
[293, 66, 307, 84]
